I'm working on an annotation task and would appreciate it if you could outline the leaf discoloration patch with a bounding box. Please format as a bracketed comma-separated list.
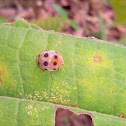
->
[92, 56, 103, 62]
[0, 78, 2, 85]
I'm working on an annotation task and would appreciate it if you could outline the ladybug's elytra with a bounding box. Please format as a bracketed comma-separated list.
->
[37, 50, 64, 71]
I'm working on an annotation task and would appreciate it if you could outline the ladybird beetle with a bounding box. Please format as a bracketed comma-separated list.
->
[37, 50, 64, 71]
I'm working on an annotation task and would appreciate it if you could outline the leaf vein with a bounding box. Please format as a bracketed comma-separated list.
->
[17, 30, 28, 97]
[73, 38, 78, 107]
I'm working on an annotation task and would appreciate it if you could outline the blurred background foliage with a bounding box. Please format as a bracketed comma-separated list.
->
[0, 16, 9, 23]
[32, 17, 70, 32]
[0, 0, 126, 45]
[53, 4, 80, 30]
[110, 0, 126, 25]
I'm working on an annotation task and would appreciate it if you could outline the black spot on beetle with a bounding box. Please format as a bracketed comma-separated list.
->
[54, 55, 57, 59]
[53, 62, 57, 65]
[44, 53, 48, 57]
[44, 68, 47, 70]
[44, 61, 48, 66]
[53, 68, 56, 70]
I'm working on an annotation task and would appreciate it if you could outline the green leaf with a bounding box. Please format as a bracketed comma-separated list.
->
[0, 18, 126, 125]
[0, 17, 9, 24]
[53, 4, 80, 30]
[71, 20, 80, 30]
[110, 0, 126, 25]
[53, 4, 68, 18]
[32, 17, 70, 32]
[0, 96, 126, 126]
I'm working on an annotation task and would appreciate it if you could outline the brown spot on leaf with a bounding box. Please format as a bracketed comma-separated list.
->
[0, 78, 2, 85]
[55, 108, 94, 126]
[70, 104, 77, 107]
[92, 56, 103, 62]
[52, 102, 62, 105]
[0, 69, 5, 76]
[119, 113, 124, 118]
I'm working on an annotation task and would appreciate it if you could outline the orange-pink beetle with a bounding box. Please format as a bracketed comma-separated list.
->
[37, 50, 64, 71]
